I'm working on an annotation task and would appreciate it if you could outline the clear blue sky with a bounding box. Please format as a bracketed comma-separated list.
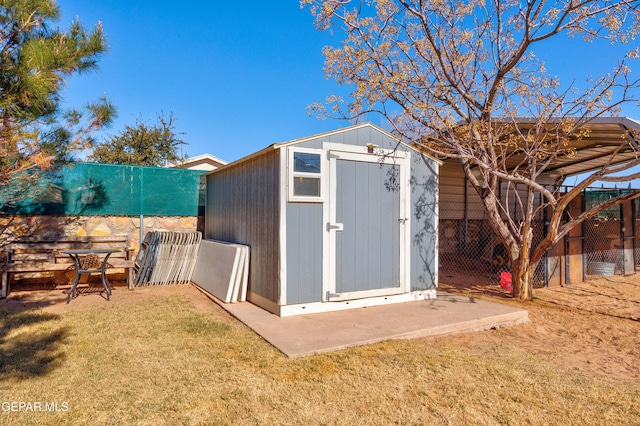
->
[57, 0, 350, 163]
[56, 1, 639, 164]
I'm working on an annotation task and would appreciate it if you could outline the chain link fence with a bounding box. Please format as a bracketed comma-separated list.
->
[438, 219, 547, 288]
[439, 184, 640, 288]
[439, 179, 547, 288]
[584, 190, 637, 277]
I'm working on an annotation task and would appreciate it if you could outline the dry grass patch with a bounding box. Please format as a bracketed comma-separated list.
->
[535, 275, 640, 320]
[1, 292, 639, 425]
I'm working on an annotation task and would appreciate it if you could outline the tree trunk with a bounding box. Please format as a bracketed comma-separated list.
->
[511, 222, 534, 300]
[511, 256, 535, 300]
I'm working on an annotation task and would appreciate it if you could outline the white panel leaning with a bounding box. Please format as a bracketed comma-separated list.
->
[191, 239, 249, 303]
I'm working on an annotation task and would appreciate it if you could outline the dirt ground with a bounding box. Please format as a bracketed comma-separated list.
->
[3, 273, 640, 384]
[439, 274, 640, 383]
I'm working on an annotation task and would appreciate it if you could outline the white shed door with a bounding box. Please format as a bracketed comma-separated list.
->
[325, 147, 410, 301]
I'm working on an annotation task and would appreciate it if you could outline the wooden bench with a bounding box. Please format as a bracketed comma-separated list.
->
[1, 236, 135, 298]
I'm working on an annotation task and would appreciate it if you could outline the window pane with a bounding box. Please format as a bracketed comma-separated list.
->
[293, 177, 321, 197]
[293, 152, 321, 173]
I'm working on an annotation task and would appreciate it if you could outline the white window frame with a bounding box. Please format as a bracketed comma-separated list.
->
[288, 147, 325, 203]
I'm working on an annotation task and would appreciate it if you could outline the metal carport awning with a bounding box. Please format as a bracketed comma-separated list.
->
[504, 117, 640, 183]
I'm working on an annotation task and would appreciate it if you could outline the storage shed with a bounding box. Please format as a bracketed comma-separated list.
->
[204, 123, 440, 316]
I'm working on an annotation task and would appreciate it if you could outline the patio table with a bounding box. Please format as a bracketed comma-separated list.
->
[62, 249, 119, 303]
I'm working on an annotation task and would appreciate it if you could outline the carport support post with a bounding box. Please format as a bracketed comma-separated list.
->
[582, 189, 587, 280]
[463, 173, 469, 255]
[542, 191, 548, 288]
[620, 190, 625, 276]
[619, 193, 636, 276]
[139, 166, 144, 248]
[633, 197, 637, 271]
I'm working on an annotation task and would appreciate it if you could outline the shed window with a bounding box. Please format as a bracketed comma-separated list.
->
[294, 152, 321, 173]
[289, 149, 324, 202]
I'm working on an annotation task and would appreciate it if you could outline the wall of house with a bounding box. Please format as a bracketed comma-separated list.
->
[439, 160, 483, 221]
[438, 160, 552, 260]
[204, 149, 281, 305]
[439, 159, 553, 222]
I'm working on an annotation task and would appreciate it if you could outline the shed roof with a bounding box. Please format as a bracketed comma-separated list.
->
[206, 122, 441, 176]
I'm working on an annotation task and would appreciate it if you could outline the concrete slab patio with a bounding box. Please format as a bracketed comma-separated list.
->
[208, 292, 529, 358]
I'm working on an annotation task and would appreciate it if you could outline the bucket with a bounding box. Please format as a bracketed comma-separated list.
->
[587, 262, 616, 276]
[499, 272, 512, 292]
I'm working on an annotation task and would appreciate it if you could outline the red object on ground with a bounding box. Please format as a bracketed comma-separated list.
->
[500, 272, 512, 292]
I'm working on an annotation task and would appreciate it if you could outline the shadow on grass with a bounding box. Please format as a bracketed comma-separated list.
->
[0, 309, 68, 380]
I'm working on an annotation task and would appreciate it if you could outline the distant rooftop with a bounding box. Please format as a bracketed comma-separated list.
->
[168, 153, 228, 171]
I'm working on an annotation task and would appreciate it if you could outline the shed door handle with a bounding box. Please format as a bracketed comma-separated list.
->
[327, 223, 344, 232]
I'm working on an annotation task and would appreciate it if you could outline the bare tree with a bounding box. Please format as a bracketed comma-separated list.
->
[302, 0, 640, 300]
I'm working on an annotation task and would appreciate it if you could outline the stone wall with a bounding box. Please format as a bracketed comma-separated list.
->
[0, 215, 202, 253]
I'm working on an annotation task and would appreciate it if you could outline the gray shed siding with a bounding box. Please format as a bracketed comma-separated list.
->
[205, 149, 280, 304]
[410, 154, 439, 290]
[284, 146, 322, 304]
[288, 125, 395, 150]
[285, 202, 323, 304]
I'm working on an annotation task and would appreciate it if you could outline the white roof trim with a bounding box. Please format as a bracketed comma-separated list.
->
[166, 153, 228, 169]
[207, 122, 442, 176]
[273, 122, 442, 164]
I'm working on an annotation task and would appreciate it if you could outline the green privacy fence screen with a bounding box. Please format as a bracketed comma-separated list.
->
[1, 163, 206, 216]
